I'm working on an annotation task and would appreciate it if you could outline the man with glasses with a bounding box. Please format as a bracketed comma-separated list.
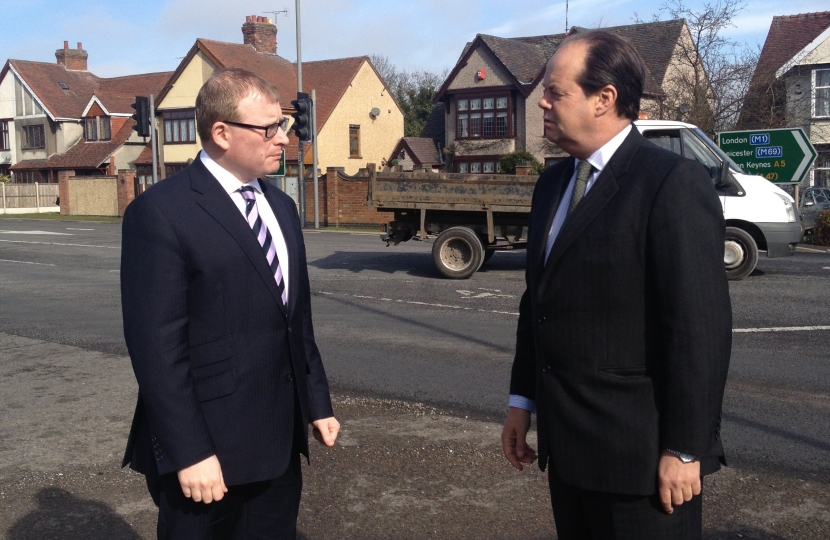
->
[121, 67, 339, 539]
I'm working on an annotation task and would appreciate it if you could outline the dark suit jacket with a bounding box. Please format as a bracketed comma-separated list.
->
[121, 158, 333, 486]
[510, 128, 731, 496]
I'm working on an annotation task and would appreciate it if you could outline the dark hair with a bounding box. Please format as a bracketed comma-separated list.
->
[195, 68, 281, 144]
[561, 30, 647, 121]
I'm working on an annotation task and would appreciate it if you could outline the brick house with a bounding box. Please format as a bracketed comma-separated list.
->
[739, 12, 830, 188]
[153, 16, 403, 179]
[430, 20, 705, 172]
[0, 42, 171, 183]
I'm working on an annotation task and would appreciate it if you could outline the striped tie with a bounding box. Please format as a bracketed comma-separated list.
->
[567, 160, 594, 216]
[239, 186, 287, 306]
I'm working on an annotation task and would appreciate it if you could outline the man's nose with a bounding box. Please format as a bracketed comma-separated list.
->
[273, 128, 290, 146]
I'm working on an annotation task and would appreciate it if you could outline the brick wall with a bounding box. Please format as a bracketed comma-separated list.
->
[117, 170, 136, 216]
[300, 168, 386, 229]
[58, 170, 75, 215]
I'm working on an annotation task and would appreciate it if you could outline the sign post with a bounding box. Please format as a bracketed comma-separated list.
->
[717, 128, 817, 184]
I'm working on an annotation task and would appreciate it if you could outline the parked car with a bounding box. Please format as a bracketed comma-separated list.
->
[799, 186, 830, 234]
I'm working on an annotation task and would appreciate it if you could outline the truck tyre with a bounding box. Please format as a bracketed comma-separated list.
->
[724, 226, 758, 280]
[432, 227, 484, 279]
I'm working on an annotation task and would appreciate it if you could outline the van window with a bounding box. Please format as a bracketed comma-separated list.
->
[643, 130, 682, 154]
[643, 128, 721, 185]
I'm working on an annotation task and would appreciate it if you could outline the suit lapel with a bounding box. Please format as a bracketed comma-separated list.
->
[538, 129, 643, 292]
[261, 180, 300, 320]
[532, 159, 575, 273]
[189, 160, 288, 317]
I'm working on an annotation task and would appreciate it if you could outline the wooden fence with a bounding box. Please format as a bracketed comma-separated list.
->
[0, 183, 60, 214]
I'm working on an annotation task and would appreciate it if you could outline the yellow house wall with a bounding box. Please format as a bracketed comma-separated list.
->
[0, 74, 16, 170]
[157, 51, 217, 167]
[800, 36, 830, 66]
[316, 61, 403, 175]
[68, 176, 119, 216]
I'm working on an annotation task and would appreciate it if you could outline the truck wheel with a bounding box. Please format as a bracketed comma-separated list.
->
[432, 227, 484, 279]
[724, 226, 758, 280]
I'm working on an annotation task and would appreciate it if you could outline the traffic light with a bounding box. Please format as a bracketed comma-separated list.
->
[290, 92, 313, 143]
[131, 96, 150, 138]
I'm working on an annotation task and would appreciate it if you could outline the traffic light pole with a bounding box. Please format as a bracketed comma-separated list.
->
[296, 0, 305, 227]
[311, 88, 319, 229]
[150, 94, 158, 184]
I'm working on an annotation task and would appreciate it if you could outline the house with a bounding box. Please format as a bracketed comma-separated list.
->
[388, 137, 443, 171]
[739, 11, 830, 188]
[430, 20, 707, 172]
[153, 16, 403, 178]
[0, 42, 171, 183]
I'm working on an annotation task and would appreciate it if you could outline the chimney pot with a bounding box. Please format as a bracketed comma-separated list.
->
[63, 41, 69, 49]
[246, 15, 251, 22]
[77, 42, 82, 49]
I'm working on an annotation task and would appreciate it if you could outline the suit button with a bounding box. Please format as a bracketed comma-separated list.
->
[285, 373, 294, 383]
[287, 327, 293, 335]
[537, 315, 547, 324]
[541, 365, 551, 374]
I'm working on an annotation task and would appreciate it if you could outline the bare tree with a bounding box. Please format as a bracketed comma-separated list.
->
[636, 0, 759, 135]
[369, 54, 447, 137]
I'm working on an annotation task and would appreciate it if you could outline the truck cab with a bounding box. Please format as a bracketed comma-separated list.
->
[634, 120, 801, 280]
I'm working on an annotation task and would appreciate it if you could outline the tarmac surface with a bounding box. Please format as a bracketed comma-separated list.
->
[1, 218, 829, 539]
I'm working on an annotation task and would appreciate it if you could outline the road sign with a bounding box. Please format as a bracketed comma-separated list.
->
[717, 128, 817, 184]
[268, 149, 286, 177]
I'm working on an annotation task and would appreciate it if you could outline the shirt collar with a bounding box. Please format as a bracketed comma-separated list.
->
[580, 123, 633, 174]
[199, 150, 262, 195]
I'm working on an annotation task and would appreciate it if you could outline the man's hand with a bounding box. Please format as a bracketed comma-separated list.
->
[312, 417, 340, 447]
[658, 451, 701, 514]
[177, 455, 228, 504]
[501, 406, 537, 471]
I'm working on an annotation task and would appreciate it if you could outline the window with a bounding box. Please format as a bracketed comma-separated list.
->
[21, 125, 45, 149]
[85, 116, 111, 142]
[0, 121, 9, 151]
[455, 94, 511, 139]
[349, 125, 360, 158]
[454, 155, 502, 173]
[165, 163, 188, 177]
[814, 69, 830, 118]
[163, 109, 196, 143]
[17, 170, 48, 183]
[815, 152, 830, 188]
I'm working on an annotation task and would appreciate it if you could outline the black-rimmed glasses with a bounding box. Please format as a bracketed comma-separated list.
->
[222, 117, 290, 139]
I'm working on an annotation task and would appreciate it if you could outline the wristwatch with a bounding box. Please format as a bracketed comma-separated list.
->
[666, 449, 696, 463]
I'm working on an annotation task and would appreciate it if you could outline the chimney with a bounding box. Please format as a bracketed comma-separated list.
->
[55, 41, 88, 71]
[242, 15, 277, 55]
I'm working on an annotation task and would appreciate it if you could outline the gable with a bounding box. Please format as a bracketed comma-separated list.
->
[448, 47, 515, 92]
[158, 49, 217, 110]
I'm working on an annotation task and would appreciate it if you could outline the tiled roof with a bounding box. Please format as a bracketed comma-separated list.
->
[133, 144, 155, 165]
[12, 119, 135, 170]
[398, 137, 442, 165]
[3, 60, 172, 119]
[752, 11, 830, 85]
[436, 20, 685, 101]
[196, 39, 298, 99]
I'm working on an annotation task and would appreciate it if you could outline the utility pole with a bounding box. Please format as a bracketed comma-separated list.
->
[295, 0, 305, 227]
[311, 88, 319, 229]
[149, 94, 158, 184]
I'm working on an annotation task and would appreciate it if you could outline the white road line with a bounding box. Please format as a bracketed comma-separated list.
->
[0, 258, 56, 266]
[733, 326, 830, 333]
[317, 290, 829, 330]
[0, 239, 119, 249]
[66, 228, 94, 231]
[0, 230, 72, 236]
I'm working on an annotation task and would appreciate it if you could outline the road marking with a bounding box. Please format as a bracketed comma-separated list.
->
[0, 230, 72, 236]
[734, 326, 830, 333]
[0, 258, 56, 266]
[317, 291, 830, 331]
[0, 239, 119, 249]
[66, 228, 94, 231]
[456, 289, 514, 299]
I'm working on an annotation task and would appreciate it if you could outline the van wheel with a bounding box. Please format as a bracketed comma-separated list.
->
[724, 227, 758, 280]
[432, 227, 484, 279]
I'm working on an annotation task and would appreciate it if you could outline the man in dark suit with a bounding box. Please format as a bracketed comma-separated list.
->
[501, 31, 731, 539]
[121, 68, 339, 539]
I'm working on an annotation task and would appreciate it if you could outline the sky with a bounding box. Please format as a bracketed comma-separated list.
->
[0, 0, 823, 78]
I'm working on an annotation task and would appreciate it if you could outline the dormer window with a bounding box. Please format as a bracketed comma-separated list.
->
[58, 82, 69, 90]
[85, 116, 111, 141]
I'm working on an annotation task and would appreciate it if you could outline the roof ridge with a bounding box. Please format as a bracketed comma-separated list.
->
[775, 11, 830, 19]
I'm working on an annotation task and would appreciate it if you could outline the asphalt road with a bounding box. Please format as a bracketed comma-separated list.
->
[1, 218, 829, 538]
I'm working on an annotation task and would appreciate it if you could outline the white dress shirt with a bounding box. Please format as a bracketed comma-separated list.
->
[510, 124, 633, 413]
[199, 151, 290, 300]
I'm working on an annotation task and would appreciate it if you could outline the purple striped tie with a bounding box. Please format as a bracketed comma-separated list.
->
[239, 186, 287, 305]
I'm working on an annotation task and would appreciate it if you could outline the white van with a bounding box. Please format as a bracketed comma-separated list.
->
[634, 120, 801, 280]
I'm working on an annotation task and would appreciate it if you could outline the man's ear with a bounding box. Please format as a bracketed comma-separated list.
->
[211, 122, 231, 151]
[594, 85, 618, 117]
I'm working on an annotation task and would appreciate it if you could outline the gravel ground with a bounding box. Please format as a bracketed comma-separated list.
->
[1, 333, 828, 539]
